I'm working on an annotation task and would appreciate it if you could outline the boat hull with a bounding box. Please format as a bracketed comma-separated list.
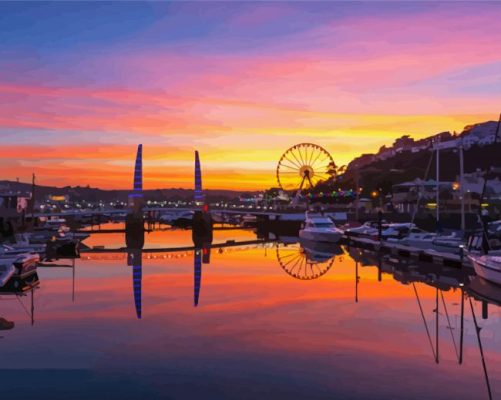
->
[469, 255, 501, 286]
[299, 230, 342, 243]
[0, 264, 15, 288]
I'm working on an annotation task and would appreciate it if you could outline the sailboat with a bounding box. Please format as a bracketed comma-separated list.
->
[467, 114, 501, 286]
[397, 123, 495, 255]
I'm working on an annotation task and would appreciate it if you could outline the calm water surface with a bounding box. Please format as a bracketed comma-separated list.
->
[1, 226, 500, 399]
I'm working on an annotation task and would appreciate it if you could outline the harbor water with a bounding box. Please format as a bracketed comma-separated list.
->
[0, 226, 500, 399]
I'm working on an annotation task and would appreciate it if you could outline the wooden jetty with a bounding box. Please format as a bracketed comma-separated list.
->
[79, 238, 274, 254]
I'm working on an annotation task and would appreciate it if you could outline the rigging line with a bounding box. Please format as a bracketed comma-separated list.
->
[440, 290, 459, 360]
[412, 283, 437, 361]
[469, 298, 493, 400]
[470, 112, 501, 252]
[435, 288, 439, 364]
[408, 146, 435, 234]
[15, 295, 32, 319]
[459, 289, 465, 365]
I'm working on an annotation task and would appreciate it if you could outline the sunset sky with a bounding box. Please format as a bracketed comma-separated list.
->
[1, 1, 500, 190]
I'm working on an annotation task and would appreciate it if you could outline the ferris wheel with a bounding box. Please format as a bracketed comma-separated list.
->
[276, 143, 335, 193]
[276, 243, 335, 280]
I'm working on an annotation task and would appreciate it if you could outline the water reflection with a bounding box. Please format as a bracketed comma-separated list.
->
[346, 250, 497, 400]
[9, 226, 499, 399]
[192, 210, 213, 307]
[0, 272, 39, 329]
[467, 276, 501, 307]
[125, 213, 144, 319]
[276, 237, 342, 280]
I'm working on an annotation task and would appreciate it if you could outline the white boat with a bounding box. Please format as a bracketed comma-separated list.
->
[468, 254, 501, 285]
[299, 214, 343, 243]
[0, 261, 15, 288]
[300, 238, 343, 262]
[394, 230, 436, 249]
[345, 221, 387, 239]
[380, 223, 416, 239]
[388, 228, 465, 255]
[0, 253, 39, 279]
[431, 234, 465, 255]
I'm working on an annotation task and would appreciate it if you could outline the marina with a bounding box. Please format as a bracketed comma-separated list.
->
[0, 133, 499, 399]
[2, 2, 501, 399]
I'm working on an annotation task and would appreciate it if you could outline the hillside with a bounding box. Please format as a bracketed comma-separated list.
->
[0, 180, 258, 203]
[317, 120, 501, 196]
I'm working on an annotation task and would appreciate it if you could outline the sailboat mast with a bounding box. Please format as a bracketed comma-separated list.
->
[459, 138, 465, 232]
[435, 288, 439, 364]
[355, 261, 359, 303]
[459, 289, 464, 364]
[436, 137, 440, 223]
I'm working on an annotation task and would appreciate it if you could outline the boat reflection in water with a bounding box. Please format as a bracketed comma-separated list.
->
[0, 272, 39, 329]
[125, 213, 144, 319]
[467, 276, 501, 307]
[276, 236, 343, 280]
[5, 221, 501, 399]
[349, 249, 500, 400]
[192, 210, 213, 307]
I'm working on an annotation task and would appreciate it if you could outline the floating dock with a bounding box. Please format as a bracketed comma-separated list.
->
[344, 235, 472, 270]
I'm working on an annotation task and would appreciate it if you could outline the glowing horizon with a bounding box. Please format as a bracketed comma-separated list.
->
[1, 2, 500, 190]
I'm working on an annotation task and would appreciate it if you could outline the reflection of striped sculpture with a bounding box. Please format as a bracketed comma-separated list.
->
[127, 249, 143, 319]
[194, 250, 202, 307]
[133, 262, 142, 319]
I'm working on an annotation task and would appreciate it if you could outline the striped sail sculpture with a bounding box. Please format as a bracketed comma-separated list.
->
[194, 150, 204, 206]
[128, 144, 143, 211]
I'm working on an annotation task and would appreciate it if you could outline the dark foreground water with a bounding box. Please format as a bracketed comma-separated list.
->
[1, 226, 500, 399]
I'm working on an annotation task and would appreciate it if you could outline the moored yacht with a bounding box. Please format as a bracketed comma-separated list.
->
[467, 254, 501, 285]
[391, 229, 465, 255]
[0, 260, 15, 288]
[380, 223, 417, 240]
[431, 233, 465, 255]
[299, 213, 343, 243]
[345, 221, 388, 239]
[0, 252, 39, 280]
